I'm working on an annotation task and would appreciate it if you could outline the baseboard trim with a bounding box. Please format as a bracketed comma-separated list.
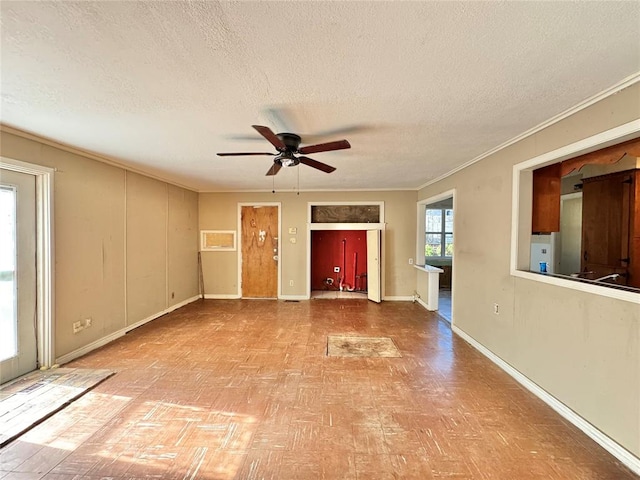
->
[203, 294, 242, 300]
[415, 297, 431, 311]
[55, 330, 126, 366]
[452, 325, 640, 476]
[383, 295, 414, 301]
[56, 296, 200, 365]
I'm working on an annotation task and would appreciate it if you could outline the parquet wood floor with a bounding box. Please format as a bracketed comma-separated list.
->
[0, 368, 114, 447]
[0, 299, 636, 479]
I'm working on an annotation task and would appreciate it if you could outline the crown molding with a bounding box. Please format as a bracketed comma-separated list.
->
[0, 124, 197, 192]
[417, 71, 640, 191]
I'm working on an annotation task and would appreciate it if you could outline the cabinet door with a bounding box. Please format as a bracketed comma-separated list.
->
[532, 163, 561, 234]
[581, 171, 632, 284]
[629, 170, 639, 288]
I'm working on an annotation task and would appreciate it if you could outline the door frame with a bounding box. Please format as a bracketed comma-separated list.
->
[237, 202, 282, 299]
[417, 189, 456, 324]
[306, 201, 386, 300]
[0, 156, 55, 370]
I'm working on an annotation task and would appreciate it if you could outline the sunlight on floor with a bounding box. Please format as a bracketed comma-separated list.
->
[11, 391, 255, 479]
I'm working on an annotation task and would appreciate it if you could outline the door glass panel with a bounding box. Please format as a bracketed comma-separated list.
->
[0, 186, 17, 361]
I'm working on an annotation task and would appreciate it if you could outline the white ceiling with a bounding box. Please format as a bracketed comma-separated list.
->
[1, 1, 639, 192]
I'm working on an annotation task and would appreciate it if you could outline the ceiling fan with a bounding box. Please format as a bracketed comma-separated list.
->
[217, 125, 350, 176]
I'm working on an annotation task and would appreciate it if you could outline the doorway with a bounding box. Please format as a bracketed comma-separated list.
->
[308, 228, 382, 302]
[310, 230, 368, 299]
[0, 159, 54, 383]
[306, 201, 384, 302]
[418, 191, 455, 323]
[239, 204, 280, 298]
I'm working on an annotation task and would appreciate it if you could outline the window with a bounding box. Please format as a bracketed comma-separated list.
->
[425, 208, 453, 260]
[200, 230, 236, 251]
[511, 120, 640, 301]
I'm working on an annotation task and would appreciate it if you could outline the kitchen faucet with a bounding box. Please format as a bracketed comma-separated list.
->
[594, 273, 622, 282]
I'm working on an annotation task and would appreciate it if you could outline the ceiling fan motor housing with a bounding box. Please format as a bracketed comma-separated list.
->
[277, 133, 302, 152]
[275, 133, 302, 167]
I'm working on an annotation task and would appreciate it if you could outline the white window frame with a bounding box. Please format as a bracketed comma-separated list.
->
[510, 119, 640, 304]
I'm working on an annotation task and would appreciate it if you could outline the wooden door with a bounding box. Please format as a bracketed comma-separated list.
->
[581, 171, 632, 284]
[241, 205, 278, 298]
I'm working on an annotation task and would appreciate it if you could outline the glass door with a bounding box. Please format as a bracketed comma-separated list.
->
[0, 169, 37, 384]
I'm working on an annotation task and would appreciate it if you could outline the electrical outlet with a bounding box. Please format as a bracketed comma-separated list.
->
[334, 266, 340, 273]
[85, 318, 92, 327]
[493, 303, 499, 315]
[408, 258, 413, 265]
[73, 321, 83, 334]
[289, 280, 294, 286]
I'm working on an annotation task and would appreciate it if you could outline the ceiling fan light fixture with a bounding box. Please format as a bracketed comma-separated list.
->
[276, 151, 299, 167]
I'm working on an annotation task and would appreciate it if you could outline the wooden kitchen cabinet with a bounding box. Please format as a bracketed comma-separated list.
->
[532, 163, 562, 234]
[581, 169, 638, 288]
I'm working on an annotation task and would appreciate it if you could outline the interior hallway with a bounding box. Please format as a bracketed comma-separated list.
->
[0, 300, 635, 479]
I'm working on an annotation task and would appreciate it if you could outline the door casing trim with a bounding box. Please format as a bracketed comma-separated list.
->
[306, 201, 386, 300]
[0, 156, 55, 370]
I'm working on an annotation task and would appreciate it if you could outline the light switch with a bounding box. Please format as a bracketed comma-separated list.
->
[288, 227, 297, 235]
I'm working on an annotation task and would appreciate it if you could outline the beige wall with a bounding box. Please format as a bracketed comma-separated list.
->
[0, 131, 199, 359]
[417, 83, 640, 456]
[199, 190, 417, 298]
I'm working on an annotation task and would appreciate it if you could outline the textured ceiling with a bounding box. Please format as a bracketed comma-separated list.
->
[1, 1, 639, 192]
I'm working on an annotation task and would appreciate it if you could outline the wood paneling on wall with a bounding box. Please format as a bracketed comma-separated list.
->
[0, 131, 199, 359]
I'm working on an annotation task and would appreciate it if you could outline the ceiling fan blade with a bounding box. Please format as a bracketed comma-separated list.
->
[299, 156, 336, 173]
[298, 139, 351, 155]
[266, 163, 282, 176]
[217, 152, 275, 156]
[252, 125, 286, 150]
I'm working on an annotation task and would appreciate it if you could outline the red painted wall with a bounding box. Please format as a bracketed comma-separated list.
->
[311, 230, 367, 291]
